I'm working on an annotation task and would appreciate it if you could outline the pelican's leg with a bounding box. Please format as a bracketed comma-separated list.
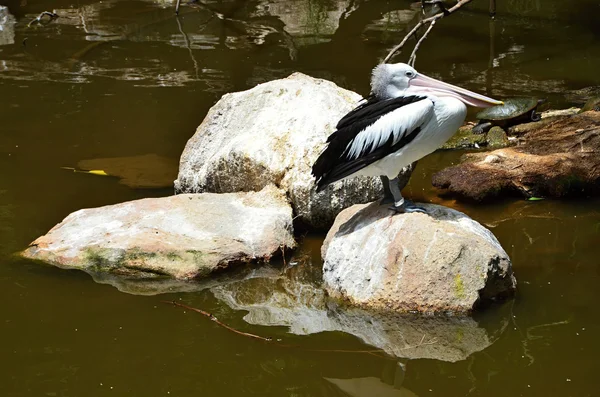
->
[387, 177, 426, 214]
[379, 176, 395, 204]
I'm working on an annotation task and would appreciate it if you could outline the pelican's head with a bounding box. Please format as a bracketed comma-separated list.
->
[371, 63, 503, 108]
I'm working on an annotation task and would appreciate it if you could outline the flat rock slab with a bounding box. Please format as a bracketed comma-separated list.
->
[321, 203, 516, 314]
[174, 72, 412, 229]
[433, 111, 600, 201]
[21, 186, 295, 279]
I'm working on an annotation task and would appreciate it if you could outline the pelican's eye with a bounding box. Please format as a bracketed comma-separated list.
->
[405, 71, 415, 78]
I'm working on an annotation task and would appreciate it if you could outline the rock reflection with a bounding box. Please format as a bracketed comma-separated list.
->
[0, 6, 16, 46]
[87, 265, 282, 295]
[325, 376, 418, 397]
[211, 262, 508, 362]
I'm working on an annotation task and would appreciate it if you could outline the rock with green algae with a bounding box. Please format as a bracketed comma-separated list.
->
[580, 97, 600, 113]
[486, 126, 509, 148]
[20, 185, 295, 280]
[441, 126, 511, 150]
[441, 126, 487, 149]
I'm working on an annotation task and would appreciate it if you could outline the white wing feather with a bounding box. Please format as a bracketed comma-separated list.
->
[346, 99, 434, 160]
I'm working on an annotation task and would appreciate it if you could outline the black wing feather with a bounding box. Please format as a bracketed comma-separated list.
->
[312, 95, 428, 192]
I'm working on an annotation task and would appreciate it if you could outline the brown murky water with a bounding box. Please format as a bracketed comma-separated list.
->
[1, 0, 600, 396]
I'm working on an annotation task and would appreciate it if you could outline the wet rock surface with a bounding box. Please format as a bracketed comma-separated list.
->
[321, 202, 516, 314]
[441, 125, 511, 150]
[174, 72, 412, 229]
[21, 186, 295, 279]
[433, 111, 600, 201]
[212, 264, 506, 362]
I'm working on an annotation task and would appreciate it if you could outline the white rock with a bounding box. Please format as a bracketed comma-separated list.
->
[175, 72, 412, 228]
[322, 202, 516, 314]
[21, 185, 295, 279]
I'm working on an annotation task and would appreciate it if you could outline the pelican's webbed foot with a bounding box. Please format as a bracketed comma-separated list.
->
[389, 200, 427, 214]
[383, 175, 427, 214]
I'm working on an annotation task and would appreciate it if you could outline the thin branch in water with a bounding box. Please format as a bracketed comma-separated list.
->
[175, 16, 201, 80]
[408, 20, 436, 67]
[162, 301, 396, 360]
[27, 11, 59, 28]
[383, 0, 474, 64]
[305, 348, 391, 360]
[162, 300, 274, 342]
[489, 0, 497, 18]
[175, 0, 182, 15]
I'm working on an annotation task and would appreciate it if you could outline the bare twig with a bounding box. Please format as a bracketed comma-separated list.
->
[162, 300, 274, 342]
[383, 0, 474, 64]
[27, 11, 58, 28]
[175, 0, 182, 15]
[407, 20, 436, 67]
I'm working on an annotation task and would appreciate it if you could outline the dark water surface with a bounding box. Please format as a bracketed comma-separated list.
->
[1, 0, 600, 396]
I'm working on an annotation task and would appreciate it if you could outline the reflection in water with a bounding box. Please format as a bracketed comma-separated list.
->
[325, 376, 418, 397]
[88, 265, 282, 295]
[0, 6, 16, 46]
[211, 262, 509, 362]
[0, 0, 597, 101]
[261, 0, 352, 46]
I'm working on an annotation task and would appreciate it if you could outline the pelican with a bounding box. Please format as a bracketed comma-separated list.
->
[312, 63, 503, 213]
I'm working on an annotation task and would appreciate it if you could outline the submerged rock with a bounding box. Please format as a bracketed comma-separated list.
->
[212, 264, 507, 362]
[21, 185, 295, 279]
[77, 153, 178, 189]
[321, 203, 516, 314]
[174, 72, 412, 229]
[433, 111, 600, 201]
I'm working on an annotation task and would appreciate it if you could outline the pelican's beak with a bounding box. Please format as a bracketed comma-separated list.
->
[410, 73, 503, 108]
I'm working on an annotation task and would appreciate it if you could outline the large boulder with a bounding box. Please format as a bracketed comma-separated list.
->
[433, 111, 600, 201]
[20, 185, 295, 279]
[321, 203, 516, 314]
[174, 72, 412, 229]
